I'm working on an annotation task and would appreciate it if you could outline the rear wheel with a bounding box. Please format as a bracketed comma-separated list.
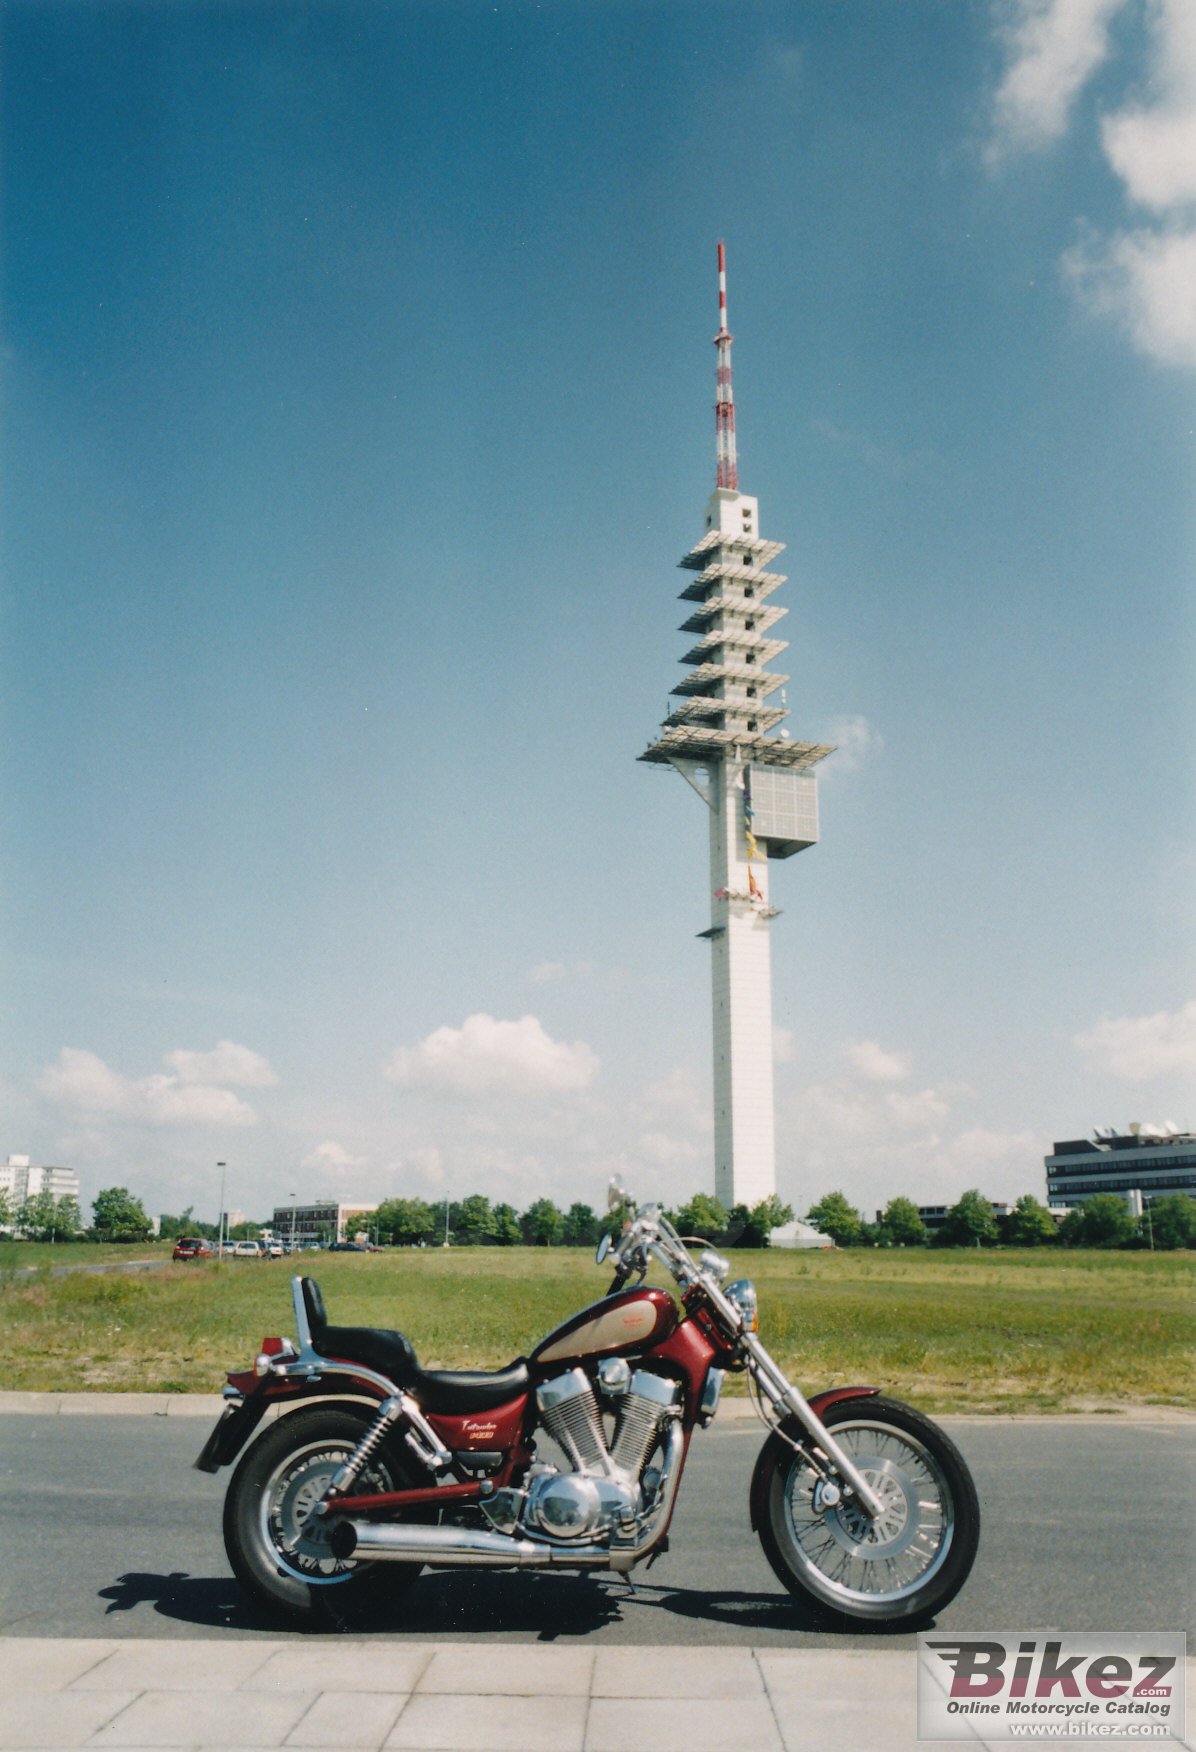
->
[757, 1396, 979, 1628]
[223, 1403, 430, 1625]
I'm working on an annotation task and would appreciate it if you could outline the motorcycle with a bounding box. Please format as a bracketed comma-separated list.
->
[196, 1184, 979, 1628]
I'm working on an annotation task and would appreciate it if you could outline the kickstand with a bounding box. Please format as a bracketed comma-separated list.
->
[643, 1536, 669, 1573]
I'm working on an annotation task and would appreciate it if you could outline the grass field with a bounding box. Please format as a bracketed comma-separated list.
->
[2, 1243, 1192, 1412]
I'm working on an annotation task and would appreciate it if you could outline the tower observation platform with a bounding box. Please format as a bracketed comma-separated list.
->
[638, 245, 834, 1213]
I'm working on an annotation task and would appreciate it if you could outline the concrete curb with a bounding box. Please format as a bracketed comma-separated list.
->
[1, 1388, 1193, 1422]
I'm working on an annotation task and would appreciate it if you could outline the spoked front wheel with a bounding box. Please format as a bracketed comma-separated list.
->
[756, 1396, 979, 1628]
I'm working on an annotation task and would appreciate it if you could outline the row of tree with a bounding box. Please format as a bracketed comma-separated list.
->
[806, 1189, 1196, 1250]
[8, 1182, 1193, 1252]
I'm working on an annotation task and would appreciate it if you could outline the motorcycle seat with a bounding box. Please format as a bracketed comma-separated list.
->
[300, 1277, 530, 1415]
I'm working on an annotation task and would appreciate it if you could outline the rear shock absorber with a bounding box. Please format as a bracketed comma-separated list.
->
[329, 1396, 408, 1495]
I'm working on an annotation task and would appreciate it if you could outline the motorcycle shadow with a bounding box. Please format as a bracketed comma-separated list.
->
[96, 1569, 872, 1639]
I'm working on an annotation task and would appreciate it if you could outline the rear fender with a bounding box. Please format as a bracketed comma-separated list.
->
[192, 1377, 386, 1474]
[747, 1386, 880, 1531]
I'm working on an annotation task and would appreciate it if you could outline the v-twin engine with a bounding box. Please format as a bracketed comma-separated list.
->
[515, 1365, 679, 1544]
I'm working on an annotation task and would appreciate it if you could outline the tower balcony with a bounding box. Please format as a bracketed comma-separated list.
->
[677, 563, 785, 603]
[679, 598, 787, 634]
[639, 725, 833, 769]
[681, 632, 788, 667]
[673, 663, 788, 699]
[664, 698, 788, 733]
[678, 529, 785, 570]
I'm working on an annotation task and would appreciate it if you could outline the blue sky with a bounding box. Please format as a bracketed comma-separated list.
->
[2, 0, 1193, 1227]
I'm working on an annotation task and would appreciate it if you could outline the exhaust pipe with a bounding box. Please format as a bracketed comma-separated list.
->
[329, 1421, 685, 1571]
[329, 1519, 608, 1567]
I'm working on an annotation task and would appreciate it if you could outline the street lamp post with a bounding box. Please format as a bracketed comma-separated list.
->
[217, 1161, 227, 1256]
[443, 1197, 450, 1248]
[290, 1193, 297, 1255]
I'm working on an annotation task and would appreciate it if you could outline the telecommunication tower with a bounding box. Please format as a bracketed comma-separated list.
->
[639, 244, 834, 1212]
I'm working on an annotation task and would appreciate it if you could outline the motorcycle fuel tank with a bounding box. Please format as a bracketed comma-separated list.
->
[531, 1288, 677, 1367]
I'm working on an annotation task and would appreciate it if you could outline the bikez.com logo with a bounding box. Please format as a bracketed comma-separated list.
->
[917, 1633, 1185, 1741]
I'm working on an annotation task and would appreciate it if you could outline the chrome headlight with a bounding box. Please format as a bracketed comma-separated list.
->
[725, 1278, 758, 1332]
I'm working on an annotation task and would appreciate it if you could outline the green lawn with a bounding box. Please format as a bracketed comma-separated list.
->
[1, 1244, 1191, 1413]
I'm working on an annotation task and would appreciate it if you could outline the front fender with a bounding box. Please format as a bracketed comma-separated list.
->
[747, 1386, 879, 1531]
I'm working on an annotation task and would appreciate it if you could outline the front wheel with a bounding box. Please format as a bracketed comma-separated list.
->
[223, 1403, 431, 1625]
[756, 1396, 979, 1628]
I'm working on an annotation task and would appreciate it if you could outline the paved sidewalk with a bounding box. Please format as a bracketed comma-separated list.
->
[0, 1638, 978, 1751]
[1, 1639, 1191, 1752]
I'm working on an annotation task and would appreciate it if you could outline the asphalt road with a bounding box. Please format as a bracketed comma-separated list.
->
[1, 1414, 1191, 1648]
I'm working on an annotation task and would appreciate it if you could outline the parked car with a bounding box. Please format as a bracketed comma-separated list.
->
[172, 1237, 213, 1261]
[230, 1240, 264, 1258]
[327, 1240, 368, 1253]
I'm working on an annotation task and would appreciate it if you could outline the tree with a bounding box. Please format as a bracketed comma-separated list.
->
[0, 1187, 12, 1232]
[937, 1189, 998, 1248]
[1003, 1194, 1057, 1247]
[18, 1190, 61, 1242]
[878, 1197, 927, 1247]
[727, 1196, 794, 1248]
[674, 1193, 728, 1242]
[491, 1202, 522, 1246]
[806, 1191, 863, 1248]
[561, 1202, 599, 1247]
[1145, 1194, 1196, 1250]
[521, 1198, 564, 1246]
[1067, 1193, 1136, 1249]
[373, 1197, 438, 1247]
[91, 1186, 151, 1241]
[454, 1195, 495, 1247]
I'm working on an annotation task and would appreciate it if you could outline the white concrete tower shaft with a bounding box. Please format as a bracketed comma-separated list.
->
[639, 244, 834, 1214]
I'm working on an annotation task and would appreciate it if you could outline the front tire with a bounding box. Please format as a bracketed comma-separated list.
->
[223, 1403, 430, 1625]
[757, 1396, 979, 1628]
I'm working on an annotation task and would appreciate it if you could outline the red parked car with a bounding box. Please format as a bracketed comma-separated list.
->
[172, 1237, 214, 1261]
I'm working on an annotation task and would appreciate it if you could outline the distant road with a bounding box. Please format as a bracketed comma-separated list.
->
[1, 1414, 1191, 1647]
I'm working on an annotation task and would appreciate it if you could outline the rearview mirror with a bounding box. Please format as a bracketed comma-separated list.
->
[594, 1232, 611, 1265]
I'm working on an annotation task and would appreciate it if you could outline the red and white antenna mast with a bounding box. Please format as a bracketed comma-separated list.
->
[714, 240, 738, 491]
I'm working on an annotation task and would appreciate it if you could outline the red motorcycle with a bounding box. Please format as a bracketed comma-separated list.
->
[197, 1185, 979, 1627]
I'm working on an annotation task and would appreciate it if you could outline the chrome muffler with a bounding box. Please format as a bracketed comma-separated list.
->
[328, 1520, 608, 1567]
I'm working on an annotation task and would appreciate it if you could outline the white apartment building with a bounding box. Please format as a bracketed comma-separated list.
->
[1, 1155, 80, 1206]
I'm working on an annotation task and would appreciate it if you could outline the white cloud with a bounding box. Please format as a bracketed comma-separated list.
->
[1073, 998, 1196, 1079]
[1063, 225, 1196, 366]
[528, 961, 568, 984]
[38, 1046, 258, 1127]
[637, 1130, 702, 1168]
[1100, 0, 1196, 210]
[990, 0, 1196, 370]
[528, 960, 596, 985]
[885, 1086, 951, 1126]
[165, 1040, 278, 1088]
[824, 715, 884, 775]
[990, 0, 1126, 153]
[384, 1013, 599, 1096]
[844, 1038, 912, 1082]
[302, 1139, 367, 1173]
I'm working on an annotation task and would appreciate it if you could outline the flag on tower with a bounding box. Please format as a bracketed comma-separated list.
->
[748, 866, 764, 903]
[743, 767, 761, 861]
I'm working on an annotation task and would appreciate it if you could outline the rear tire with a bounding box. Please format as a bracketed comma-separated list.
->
[757, 1396, 979, 1629]
[223, 1403, 431, 1626]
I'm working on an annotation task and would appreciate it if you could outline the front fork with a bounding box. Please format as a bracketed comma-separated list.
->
[741, 1333, 887, 1521]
